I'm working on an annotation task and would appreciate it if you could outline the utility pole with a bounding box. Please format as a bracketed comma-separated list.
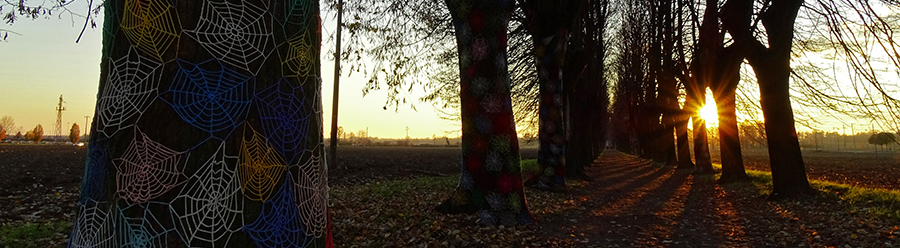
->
[329, 0, 344, 170]
[834, 127, 839, 151]
[814, 129, 819, 151]
[56, 95, 66, 142]
[84, 116, 90, 137]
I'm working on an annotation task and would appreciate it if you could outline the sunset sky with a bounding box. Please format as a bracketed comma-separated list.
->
[1, 3, 894, 141]
[0, 6, 457, 139]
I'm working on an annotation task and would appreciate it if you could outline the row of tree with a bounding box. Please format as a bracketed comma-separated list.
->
[0, 122, 82, 143]
[1, 115, 85, 143]
[5, 1, 899, 241]
[609, 0, 900, 199]
[336, 0, 900, 220]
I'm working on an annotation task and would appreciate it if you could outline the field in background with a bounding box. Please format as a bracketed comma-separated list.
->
[711, 148, 900, 190]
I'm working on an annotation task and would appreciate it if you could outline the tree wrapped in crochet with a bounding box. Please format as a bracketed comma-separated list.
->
[69, 0, 332, 247]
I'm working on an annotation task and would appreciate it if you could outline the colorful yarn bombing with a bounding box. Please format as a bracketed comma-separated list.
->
[436, 0, 534, 225]
[70, 0, 331, 247]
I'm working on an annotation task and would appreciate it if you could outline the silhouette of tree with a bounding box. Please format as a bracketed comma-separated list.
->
[69, 123, 80, 143]
[868, 132, 899, 151]
[1, 0, 96, 42]
[722, 0, 815, 199]
[24, 131, 34, 141]
[0, 116, 15, 134]
[31, 124, 43, 142]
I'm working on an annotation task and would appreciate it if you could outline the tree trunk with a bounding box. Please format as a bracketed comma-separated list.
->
[658, 76, 679, 166]
[521, 0, 582, 192]
[531, 31, 568, 192]
[731, 0, 814, 200]
[688, 0, 717, 175]
[675, 109, 694, 169]
[688, 92, 715, 174]
[69, 0, 333, 246]
[749, 59, 814, 199]
[713, 60, 750, 183]
[435, 0, 534, 225]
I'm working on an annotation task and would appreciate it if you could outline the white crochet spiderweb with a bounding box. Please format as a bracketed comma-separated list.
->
[116, 202, 176, 247]
[171, 143, 243, 247]
[114, 127, 185, 204]
[164, 59, 254, 139]
[96, 47, 161, 139]
[292, 153, 327, 237]
[186, 1, 275, 75]
[69, 200, 117, 248]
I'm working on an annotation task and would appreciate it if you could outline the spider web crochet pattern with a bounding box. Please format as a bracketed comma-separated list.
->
[282, 0, 314, 30]
[68, 200, 117, 248]
[239, 125, 288, 202]
[114, 128, 185, 204]
[163, 59, 255, 140]
[121, 0, 180, 62]
[116, 202, 176, 248]
[256, 78, 311, 165]
[171, 143, 243, 247]
[243, 177, 311, 248]
[186, 1, 275, 75]
[293, 154, 327, 236]
[282, 33, 316, 77]
[97, 47, 161, 139]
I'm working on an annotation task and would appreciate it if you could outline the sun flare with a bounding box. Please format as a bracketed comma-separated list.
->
[699, 96, 719, 128]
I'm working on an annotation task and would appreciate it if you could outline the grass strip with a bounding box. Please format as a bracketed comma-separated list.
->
[0, 221, 71, 248]
[714, 164, 900, 220]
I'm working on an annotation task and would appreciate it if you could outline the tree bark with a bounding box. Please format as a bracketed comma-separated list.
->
[713, 2, 753, 183]
[675, 110, 695, 169]
[520, 0, 582, 192]
[691, 95, 715, 174]
[435, 0, 534, 225]
[688, 0, 718, 175]
[713, 49, 750, 183]
[70, 0, 333, 246]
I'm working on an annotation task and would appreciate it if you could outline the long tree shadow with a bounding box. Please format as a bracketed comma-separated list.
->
[667, 175, 747, 247]
[536, 150, 692, 246]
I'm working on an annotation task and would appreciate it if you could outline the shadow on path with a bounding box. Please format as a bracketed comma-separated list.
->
[534, 150, 900, 247]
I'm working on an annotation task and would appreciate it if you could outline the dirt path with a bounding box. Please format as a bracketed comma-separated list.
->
[535, 150, 899, 247]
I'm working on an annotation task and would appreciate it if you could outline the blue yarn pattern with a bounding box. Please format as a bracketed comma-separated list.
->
[164, 59, 254, 140]
[243, 176, 310, 248]
[255, 78, 311, 165]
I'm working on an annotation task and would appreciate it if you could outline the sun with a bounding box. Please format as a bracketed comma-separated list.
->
[699, 95, 719, 128]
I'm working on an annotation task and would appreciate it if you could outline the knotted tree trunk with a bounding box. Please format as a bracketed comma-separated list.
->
[69, 0, 333, 247]
[435, 0, 534, 225]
